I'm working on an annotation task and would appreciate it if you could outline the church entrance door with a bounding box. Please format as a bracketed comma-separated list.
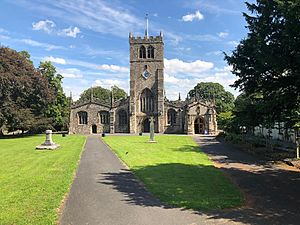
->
[194, 117, 205, 134]
[142, 118, 150, 132]
[92, 124, 97, 134]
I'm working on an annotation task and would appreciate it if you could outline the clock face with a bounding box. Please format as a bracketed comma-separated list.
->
[142, 70, 151, 79]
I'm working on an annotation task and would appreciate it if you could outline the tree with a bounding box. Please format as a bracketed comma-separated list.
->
[232, 93, 264, 133]
[79, 86, 127, 104]
[39, 61, 69, 130]
[218, 111, 234, 132]
[111, 85, 127, 102]
[225, 0, 300, 129]
[0, 47, 53, 134]
[188, 82, 235, 113]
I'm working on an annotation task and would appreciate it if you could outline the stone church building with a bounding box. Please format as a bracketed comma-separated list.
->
[69, 31, 217, 135]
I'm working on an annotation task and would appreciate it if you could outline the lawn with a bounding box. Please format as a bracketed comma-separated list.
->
[103, 135, 243, 210]
[0, 135, 86, 225]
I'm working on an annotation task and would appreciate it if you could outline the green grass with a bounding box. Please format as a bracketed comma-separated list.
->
[103, 135, 243, 210]
[0, 135, 86, 225]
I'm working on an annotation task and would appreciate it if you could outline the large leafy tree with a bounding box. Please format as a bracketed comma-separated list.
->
[39, 61, 69, 130]
[111, 85, 128, 102]
[0, 47, 53, 133]
[188, 82, 235, 113]
[233, 93, 265, 133]
[225, 0, 300, 129]
[79, 85, 127, 104]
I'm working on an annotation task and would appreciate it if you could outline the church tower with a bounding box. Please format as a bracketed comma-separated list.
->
[129, 27, 164, 133]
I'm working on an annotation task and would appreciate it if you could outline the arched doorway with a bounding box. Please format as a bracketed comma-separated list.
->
[194, 117, 205, 134]
[92, 124, 97, 134]
[142, 118, 150, 132]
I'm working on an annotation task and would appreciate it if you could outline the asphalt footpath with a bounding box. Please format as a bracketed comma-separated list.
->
[60, 135, 229, 225]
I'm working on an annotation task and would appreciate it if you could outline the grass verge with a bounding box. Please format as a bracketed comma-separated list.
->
[103, 135, 243, 211]
[0, 135, 86, 225]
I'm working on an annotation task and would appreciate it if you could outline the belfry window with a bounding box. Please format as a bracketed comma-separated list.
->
[140, 88, 154, 113]
[78, 111, 88, 124]
[139, 45, 146, 58]
[99, 111, 110, 124]
[167, 109, 176, 125]
[147, 45, 154, 58]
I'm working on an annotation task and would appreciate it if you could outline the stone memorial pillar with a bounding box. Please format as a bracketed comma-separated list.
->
[149, 116, 156, 143]
[36, 130, 60, 150]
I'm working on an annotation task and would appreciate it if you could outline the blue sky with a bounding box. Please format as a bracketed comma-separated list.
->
[0, 0, 253, 100]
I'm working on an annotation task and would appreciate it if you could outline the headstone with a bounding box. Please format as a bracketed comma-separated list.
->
[149, 116, 156, 143]
[36, 130, 60, 150]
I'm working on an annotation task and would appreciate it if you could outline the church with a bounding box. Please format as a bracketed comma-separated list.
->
[69, 30, 217, 135]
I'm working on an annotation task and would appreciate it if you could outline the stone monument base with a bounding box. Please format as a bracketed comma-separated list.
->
[36, 129, 60, 150]
[36, 144, 60, 150]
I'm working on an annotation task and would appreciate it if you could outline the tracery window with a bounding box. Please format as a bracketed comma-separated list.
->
[167, 109, 176, 125]
[139, 45, 146, 58]
[99, 111, 110, 124]
[118, 110, 127, 126]
[140, 88, 154, 113]
[147, 45, 154, 58]
[78, 111, 88, 124]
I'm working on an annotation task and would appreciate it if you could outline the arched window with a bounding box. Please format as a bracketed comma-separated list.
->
[78, 111, 88, 124]
[118, 110, 127, 126]
[99, 111, 110, 124]
[147, 45, 154, 58]
[140, 88, 154, 113]
[139, 45, 146, 58]
[167, 109, 176, 125]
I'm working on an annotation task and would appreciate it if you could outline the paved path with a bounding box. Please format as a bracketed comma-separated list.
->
[60, 135, 300, 225]
[60, 136, 230, 225]
[194, 136, 300, 225]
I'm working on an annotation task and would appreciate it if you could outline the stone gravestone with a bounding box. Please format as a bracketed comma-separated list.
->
[149, 116, 156, 143]
[36, 130, 60, 150]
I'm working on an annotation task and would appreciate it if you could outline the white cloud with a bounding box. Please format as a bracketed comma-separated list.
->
[94, 79, 129, 94]
[227, 40, 239, 46]
[0, 34, 10, 40]
[0, 34, 64, 51]
[164, 73, 180, 84]
[42, 57, 129, 73]
[163, 60, 238, 100]
[0, 28, 9, 34]
[98, 64, 129, 73]
[184, 34, 219, 42]
[182, 10, 204, 22]
[42, 56, 66, 64]
[60, 26, 81, 38]
[32, 20, 81, 38]
[218, 31, 229, 38]
[68, 59, 129, 73]
[20, 39, 64, 51]
[32, 20, 56, 33]
[58, 68, 83, 78]
[164, 58, 213, 75]
[64, 84, 87, 100]
[163, 31, 183, 46]
[206, 50, 223, 56]
[24, 1, 143, 38]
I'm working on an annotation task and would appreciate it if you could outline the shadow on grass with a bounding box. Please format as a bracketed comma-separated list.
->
[99, 162, 300, 225]
[100, 163, 243, 210]
[0, 133, 40, 139]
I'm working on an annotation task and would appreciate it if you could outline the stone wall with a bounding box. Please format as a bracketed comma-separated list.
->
[69, 102, 110, 135]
